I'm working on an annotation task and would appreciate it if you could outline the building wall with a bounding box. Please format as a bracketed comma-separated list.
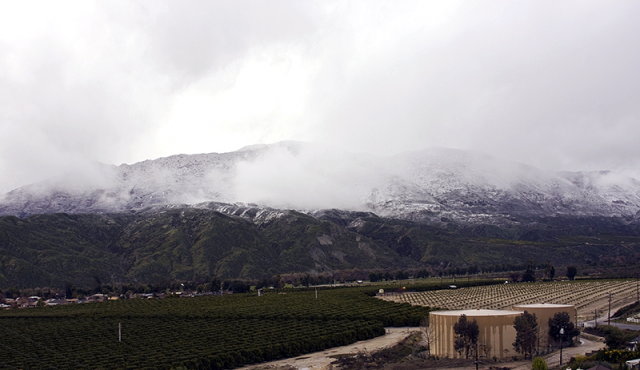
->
[429, 311, 521, 359]
[512, 305, 577, 350]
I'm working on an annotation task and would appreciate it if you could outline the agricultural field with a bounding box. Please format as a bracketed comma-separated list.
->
[0, 287, 430, 369]
[380, 279, 640, 322]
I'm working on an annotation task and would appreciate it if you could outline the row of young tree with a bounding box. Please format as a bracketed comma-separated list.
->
[510, 264, 578, 283]
[370, 263, 580, 285]
[1, 264, 580, 299]
[450, 311, 579, 360]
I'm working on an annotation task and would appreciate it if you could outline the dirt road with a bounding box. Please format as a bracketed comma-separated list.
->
[471, 337, 604, 370]
[240, 327, 420, 370]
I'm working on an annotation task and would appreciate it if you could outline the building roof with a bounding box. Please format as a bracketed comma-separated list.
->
[513, 303, 575, 308]
[430, 309, 524, 317]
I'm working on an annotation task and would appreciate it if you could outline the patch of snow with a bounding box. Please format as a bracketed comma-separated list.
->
[2, 144, 640, 223]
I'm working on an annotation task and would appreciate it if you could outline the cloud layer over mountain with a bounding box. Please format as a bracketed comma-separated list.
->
[3, 143, 640, 225]
[2, 1, 640, 193]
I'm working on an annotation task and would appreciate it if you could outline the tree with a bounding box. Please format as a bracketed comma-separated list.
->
[416, 269, 430, 279]
[420, 316, 437, 356]
[301, 273, 311, 287]
[548, 312, 580, 347]
[453, 314, 479, 359]
[566, 266, 577, 281]
[513, 311, 539, 359]
[509, 272, 520, 283]
[209, 277, 222, 293]
[531, 356, 548, 370]
[272, 274, 285, 289]
[543, 263, 555, 281]
[64, 283, 75, 299]
[596, 325, 637, 349]
[522, 264, 536, 282]
[479, 343, 492, 359]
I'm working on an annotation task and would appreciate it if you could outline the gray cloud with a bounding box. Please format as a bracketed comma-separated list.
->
[1, 0, 640, 193]
[307, 1, 640, 172]
[0, 1, 319, 192]
[233, 142, 386, 210]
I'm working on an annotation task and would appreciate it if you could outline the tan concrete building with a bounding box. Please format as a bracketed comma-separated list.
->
[512, 303, 577, 349]
[429, 309, 523, 359]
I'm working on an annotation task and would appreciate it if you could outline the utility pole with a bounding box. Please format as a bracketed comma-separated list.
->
[315, 288, 318, 299]
[118, 322, 122, 343]
[474, 342, 479, 370]
[608, 292, 612, 325]
[594, 309, 598, 328]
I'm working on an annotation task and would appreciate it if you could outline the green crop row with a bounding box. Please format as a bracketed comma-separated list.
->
[0, 316, 384, 369]
[0, 287, 431, 368]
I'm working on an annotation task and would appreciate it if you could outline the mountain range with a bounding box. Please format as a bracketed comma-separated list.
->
[2, 142, 640, 289]
[2, 141, 640, 223]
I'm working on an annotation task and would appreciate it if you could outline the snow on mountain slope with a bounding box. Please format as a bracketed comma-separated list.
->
[369, 148, 640, 222]
[0, 150, 253, 216]
[2, 142, 640, 223]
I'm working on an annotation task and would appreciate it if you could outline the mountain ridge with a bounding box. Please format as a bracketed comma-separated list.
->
[2, 142, 640, 224]
[3, 204, 640, 289]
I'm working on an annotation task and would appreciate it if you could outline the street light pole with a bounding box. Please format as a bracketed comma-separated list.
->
[559, 327, 565, 366]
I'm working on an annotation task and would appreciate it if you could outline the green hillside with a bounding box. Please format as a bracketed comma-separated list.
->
[1, 208, 640, 289]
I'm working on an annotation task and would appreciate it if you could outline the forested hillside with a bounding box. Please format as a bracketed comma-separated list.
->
[2, 206, 640, 289]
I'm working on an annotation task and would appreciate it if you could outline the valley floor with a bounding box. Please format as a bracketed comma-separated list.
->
[241, 329, 606, 370]
[240, 327, 421, 370]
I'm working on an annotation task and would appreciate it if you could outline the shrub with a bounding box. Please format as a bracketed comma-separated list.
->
[531, 356, 548, 370]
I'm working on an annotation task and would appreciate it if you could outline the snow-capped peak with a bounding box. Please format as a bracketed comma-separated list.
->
[1, 143, 640, 223]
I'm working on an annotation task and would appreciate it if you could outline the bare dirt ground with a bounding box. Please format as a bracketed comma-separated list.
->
[240, 327, 421, 370]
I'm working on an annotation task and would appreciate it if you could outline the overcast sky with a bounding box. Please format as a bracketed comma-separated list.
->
[1, 0, 639, 193]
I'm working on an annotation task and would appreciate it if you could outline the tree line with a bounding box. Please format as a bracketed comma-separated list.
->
[450, 311, 579, 360]
[1, 264, 580, 299]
